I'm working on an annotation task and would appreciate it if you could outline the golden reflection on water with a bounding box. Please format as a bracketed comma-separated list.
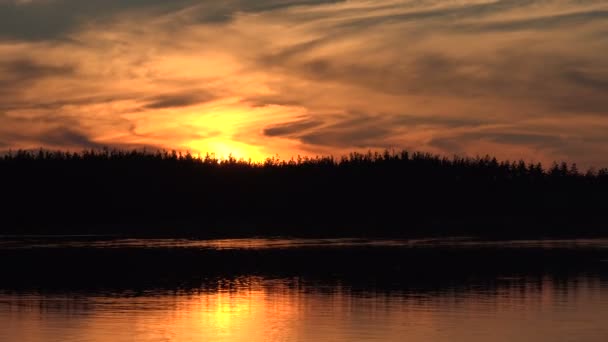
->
[4, 237, 608, 250]
[1, 276, 608, 342]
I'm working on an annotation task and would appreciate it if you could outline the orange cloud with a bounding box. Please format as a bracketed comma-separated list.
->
[0, 0, 607, 167]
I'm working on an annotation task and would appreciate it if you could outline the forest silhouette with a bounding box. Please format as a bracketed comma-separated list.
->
[1, 149, 607, 237]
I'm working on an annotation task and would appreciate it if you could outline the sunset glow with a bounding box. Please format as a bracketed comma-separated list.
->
[1, 0, 607, 167]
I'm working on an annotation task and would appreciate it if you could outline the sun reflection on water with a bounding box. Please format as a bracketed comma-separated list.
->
[1, 276, 608, 342]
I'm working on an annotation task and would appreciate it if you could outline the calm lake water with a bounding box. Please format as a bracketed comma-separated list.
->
[1, 237, 608, 341]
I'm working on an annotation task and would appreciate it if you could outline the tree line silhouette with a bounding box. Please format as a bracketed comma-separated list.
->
[1, 149, 607, 237]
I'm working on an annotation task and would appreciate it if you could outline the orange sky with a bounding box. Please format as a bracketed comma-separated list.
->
[0, 0, 607, 167]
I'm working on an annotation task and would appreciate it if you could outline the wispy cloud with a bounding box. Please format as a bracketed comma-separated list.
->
[0, 0, 607, 166]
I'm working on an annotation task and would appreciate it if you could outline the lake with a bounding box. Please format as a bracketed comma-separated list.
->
[1, 237, 608, 341]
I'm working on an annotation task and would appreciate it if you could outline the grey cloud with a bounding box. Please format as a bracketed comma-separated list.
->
[0, 59, 75, 79]
[0, 94, 138, 112]
[143, 91, 216, 109]
[487, 133, 565, 147]
[300, 126, 392, 148]
[244, 96, 305, 108]
[0, 0, 195, 40]
[331, 0, 538, 31]
[0, 115, 163, 151]
[37, 127, 106, 149]
[263, 38, 330, 63]
[429, 132, 568, 153]
[427, 136, 464, 155]
[563, 70, 608, 91]
[262, 48, 608, 113]
[0, 59, 76, 105]
[263, 119, 323, 137]
[259, 53, 453, 96]
[259, 112, 382, 147]
[188, 0, 344, 23]
[0, 59, 75, 84]
[394, 115, 487, 128]
[0, 0, 344, 41]
[266, 112, 396, 148]
[1, 0, 607, 167]
[128, 122, 221, 141]
[0, 108, 79, 126]
[254, 2, 608, 115]
[259, 54, 464, 99]
[236, 0, 343, 12]
[264, 111, 491, 149]
[0, 62, 219, 113]
[0, 124, 103, 150]
[427, 130, 608, 167]
[0, 111, 134, 150]
[456, 10, 608, 33]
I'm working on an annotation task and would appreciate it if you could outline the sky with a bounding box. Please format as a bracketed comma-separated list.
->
[0, 0, 607, 167]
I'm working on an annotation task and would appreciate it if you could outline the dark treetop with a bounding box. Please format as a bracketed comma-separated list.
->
[1, 149, 607, 238]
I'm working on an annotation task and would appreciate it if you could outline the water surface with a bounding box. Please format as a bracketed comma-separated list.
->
[1, 238, 607, 341]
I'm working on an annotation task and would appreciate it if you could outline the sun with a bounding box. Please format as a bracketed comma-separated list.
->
[187, 138, 267, 162]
